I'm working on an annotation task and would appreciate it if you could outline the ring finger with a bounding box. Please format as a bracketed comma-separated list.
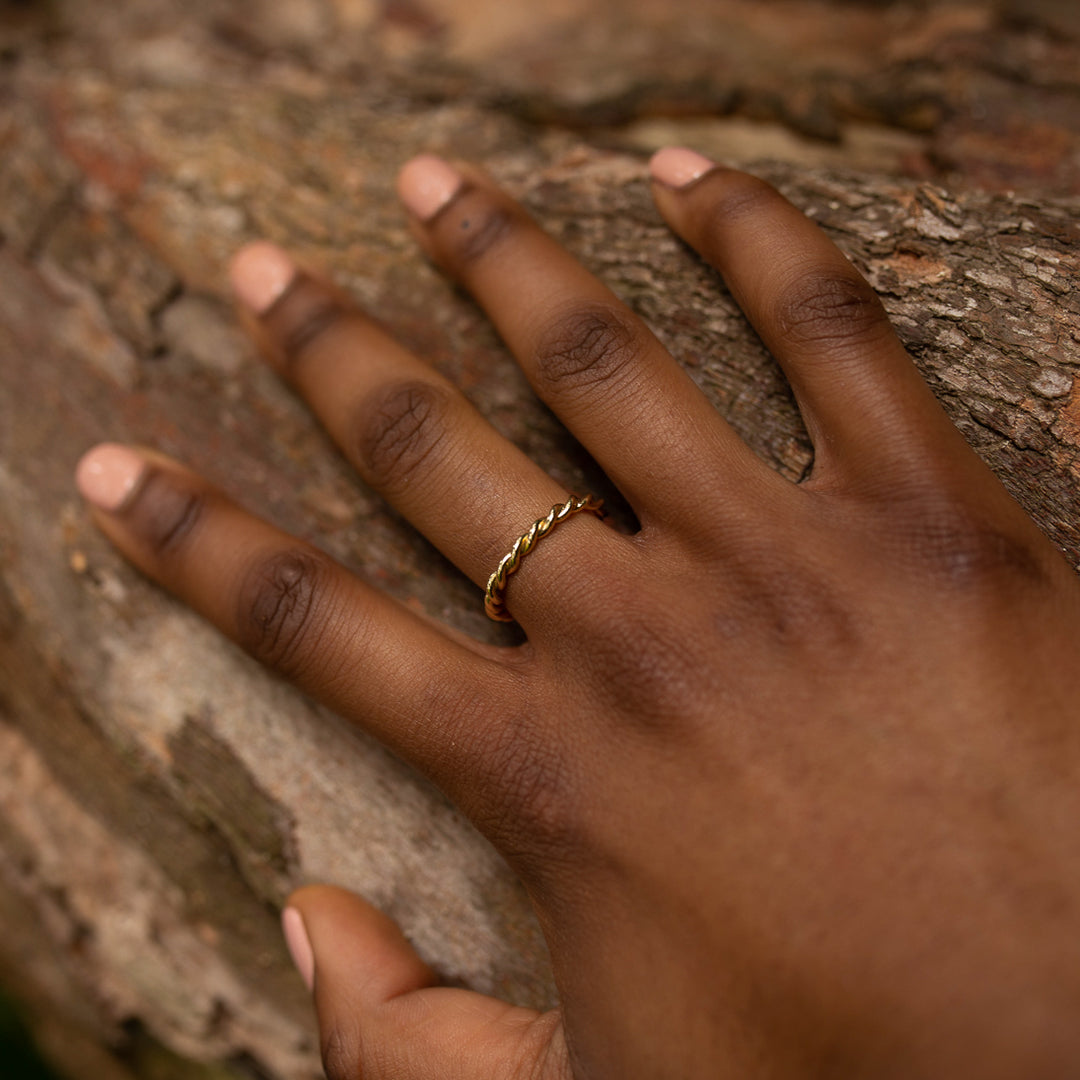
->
[229, 243, 621, 624]
[395, 156, 777, 527]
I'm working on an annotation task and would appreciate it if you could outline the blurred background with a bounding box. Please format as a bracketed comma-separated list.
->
[4, 0, 1079, 196]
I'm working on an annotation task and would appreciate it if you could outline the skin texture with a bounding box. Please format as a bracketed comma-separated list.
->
[77, 151, 1080, 1079]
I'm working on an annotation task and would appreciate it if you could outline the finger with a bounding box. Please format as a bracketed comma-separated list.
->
[395, 154, 778, 526]
[648, 147, 973, 484]
[73, 443, 513, 790]
[229, 242, 624, 627]
[284, 885, 569, 1080]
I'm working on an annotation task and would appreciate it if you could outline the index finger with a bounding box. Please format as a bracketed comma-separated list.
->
[74, 444, 519, 801]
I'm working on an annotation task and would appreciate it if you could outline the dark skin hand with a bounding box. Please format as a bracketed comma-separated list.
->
[75, 146, 1080, 1079]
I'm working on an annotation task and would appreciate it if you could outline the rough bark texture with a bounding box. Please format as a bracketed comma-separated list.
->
[1, 1, 1078, 1077]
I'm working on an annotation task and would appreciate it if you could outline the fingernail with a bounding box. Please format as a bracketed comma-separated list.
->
[75, 443, 146, 512]
[229, 241, 297, 315]
[281, 907, 315, 991]
[649, 147, 717, 189]
[396, 154, 464, 222]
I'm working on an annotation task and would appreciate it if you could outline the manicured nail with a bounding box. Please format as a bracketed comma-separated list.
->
[649, 147, 717, 189]
[75, 443, 146, 512]
[229, 241, 297, 315]
[397, 154, 464, 222]
[281, 907, 315, 991]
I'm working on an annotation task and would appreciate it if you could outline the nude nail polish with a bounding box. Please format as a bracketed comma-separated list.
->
[229, 241, 297, 315]
[649, 147, 718, 189]
[75, 444, 146, 512]
[396, 154, 464, 222]
[281, 907, 315, 991]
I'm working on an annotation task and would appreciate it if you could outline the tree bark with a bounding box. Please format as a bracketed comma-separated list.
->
[1, 1, 1078, 1078]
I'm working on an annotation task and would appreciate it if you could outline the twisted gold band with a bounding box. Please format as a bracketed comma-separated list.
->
[484, 493, 604, 622]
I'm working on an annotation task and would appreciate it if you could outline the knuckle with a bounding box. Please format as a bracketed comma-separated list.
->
[531, 302, 644, 396]
[546, 552, 711, 730]
[697, 170, 784, 233]
[578, 600, 707, 727]
[320, 1019, 361, 1080]
[443, 193, 517, 268]
[728, 557, 861, 654]
[890, 502, 1046, 592]
[355, 380, 450, 493]
[772, 267, 889, 351]
[123, 469, 207, 558]
[263, 275, 349, 370]
[235, 548, 336, 677]
[471, 715, 581, 861]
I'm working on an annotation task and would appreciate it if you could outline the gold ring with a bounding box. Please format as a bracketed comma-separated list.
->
[484, 493, 604, 622]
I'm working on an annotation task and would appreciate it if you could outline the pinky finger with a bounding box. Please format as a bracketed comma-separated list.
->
[284, 885, 570, 1080]
[648, 148, 975, 489]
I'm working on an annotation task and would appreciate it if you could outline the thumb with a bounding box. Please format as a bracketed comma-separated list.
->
[282, 885, 570, 1080]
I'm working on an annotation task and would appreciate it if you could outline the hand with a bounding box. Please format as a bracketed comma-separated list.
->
[75, 147, 1080, 1079]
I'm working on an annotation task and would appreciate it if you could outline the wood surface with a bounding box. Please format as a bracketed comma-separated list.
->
[1, 1, 1078, 1076]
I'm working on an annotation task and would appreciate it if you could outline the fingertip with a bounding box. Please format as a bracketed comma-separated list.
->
[285, 884, 436, 1004]
[282, 906, 316, 991]
[288, 885, 547, 1080]
[229, 241, 297, 315]
[75, 443, 148, 512]
[649, 146, 720, 190]
[396, 153, 464, 222]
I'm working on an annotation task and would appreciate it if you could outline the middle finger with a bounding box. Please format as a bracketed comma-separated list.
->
[229, 244, 621, 622]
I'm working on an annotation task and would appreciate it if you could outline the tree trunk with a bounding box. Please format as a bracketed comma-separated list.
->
[1, 1, 1078, 1077]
